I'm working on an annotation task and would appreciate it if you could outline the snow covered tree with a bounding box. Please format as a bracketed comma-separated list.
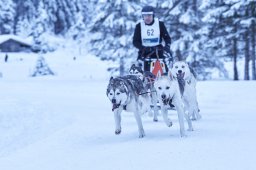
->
[221, 0, 252, 80]
[251, 19, 256, 80]
[77, 0, 97, 28]
[67, 12, 87, 55]
[0, 0, 16, 34]
[43, 0, 58, 33]
[16, 16, 33, 37]
[49, 0, 77, 34]
[155, 0, 224, 79]
[198, 0, 239, 80]
[239, 0, 256, 80]
[199, 0, 256, 80]
[13, 0, 36, 35]
[89, 0, 141, 75]
[31, 55, 54, 77]
[31, 0, 52, 52]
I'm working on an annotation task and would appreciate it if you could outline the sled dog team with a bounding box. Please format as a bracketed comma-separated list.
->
[106, 61, 201, 138]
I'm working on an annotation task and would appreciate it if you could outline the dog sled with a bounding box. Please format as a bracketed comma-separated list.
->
[140, 47, 172, 77]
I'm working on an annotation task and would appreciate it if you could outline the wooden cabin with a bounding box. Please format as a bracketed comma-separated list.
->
[0, 35, 33, 52]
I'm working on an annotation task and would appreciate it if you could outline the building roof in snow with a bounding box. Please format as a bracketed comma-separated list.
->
[0, 34, 33, 46]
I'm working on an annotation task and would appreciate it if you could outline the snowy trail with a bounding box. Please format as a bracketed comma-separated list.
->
[0, 79, 255, 170]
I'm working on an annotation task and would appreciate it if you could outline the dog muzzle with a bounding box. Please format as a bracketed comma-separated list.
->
[112, 101, 121, 111]
[162, 98, 171, 105]
[177, 72, 185, 79]
[161, 94, 174, 107]
[161, 94, 170, 105]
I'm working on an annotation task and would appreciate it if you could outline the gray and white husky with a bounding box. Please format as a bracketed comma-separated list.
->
[129, 64, 159, 122]
[106, 75, 152, 138]
[171, 61, 201, 120]
[154, 75, 193, 137]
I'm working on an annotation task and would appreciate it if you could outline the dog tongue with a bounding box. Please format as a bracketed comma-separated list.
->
[177, 72, 184, 79]
[112, 104, 116, 111]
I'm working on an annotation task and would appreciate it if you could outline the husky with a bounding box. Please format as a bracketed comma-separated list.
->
[106, 75, 152, 138]
[129, 64, 159, 122]
[154, 75, 193, 137]
[171, 61, 201, 120]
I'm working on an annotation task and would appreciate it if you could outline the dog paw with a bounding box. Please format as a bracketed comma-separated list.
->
[139, 134, 145, 138]
[191, 117, 197, 121]
[153, 118, 158, 122]
[139, 131, 145, 138]
[191, 114, 201, 121]
[180, 132, 187, 137]
[115, 129, 121, 135]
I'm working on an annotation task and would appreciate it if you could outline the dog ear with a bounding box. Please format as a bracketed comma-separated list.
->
[109, 76, 114, 83]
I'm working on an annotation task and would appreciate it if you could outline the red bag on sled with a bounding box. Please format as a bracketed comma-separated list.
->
[150, 60, 166, 77]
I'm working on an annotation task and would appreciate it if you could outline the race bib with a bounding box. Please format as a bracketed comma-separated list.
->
[140, 18, 160, 47]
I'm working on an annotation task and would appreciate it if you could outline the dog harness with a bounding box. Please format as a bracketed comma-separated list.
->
[177, 77, 185, 96]
[177, 77, 192, 97]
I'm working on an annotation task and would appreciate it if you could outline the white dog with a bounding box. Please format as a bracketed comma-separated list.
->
[171, 61, 201, 120]
[106, 75, 152, 138]
[154, 75, 193, 137]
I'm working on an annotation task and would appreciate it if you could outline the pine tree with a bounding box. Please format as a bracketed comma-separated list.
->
[200, 0, 256, 80]
[199, 0, 240, 80]
[31, 0, 51, 52]
[0, 0, 16, 34]
[157, 0, 225, 79]
[52, 0, 78, 34]
[43, 0, 58, 33]
[248, 1, 255, 80]
[89, 0, 141, 75]
[31, 55, 54, 77]
[13, 0, 36, 34]
[67, 12, 87, 55]
[251, 19, 256, 80]
[16, 16, 33, 37]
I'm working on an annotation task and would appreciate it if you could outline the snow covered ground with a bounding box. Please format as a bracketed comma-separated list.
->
[0, 51, 255, 170]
